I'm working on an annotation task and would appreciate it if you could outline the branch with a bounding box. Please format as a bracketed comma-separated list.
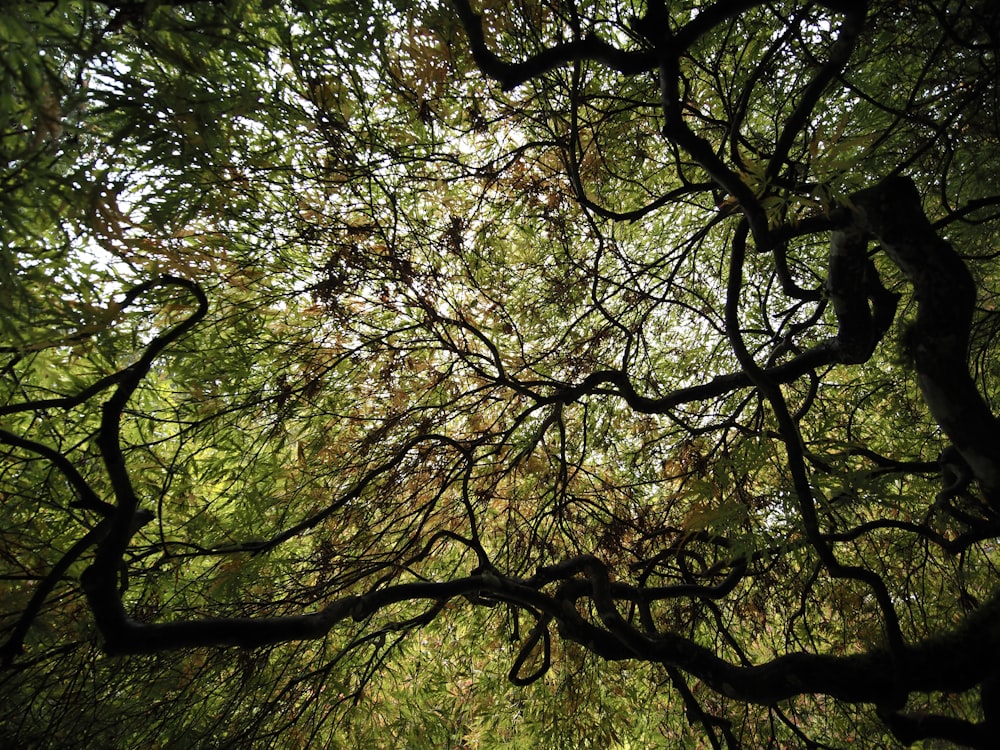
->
[765, 2, 868, 181]
[449, 0, 654, 91]
[0, 509, 153, 666]
[0, 277, 208, 415]
[85, 277, 208, 596]
[81, 572, 530, 653]
[852, 176, 1000, 505]
[826, 219, 900, 363]
[0, 428, 113, 515]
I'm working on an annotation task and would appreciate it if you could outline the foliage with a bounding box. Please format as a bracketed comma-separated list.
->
[2, 0, 1000, 747]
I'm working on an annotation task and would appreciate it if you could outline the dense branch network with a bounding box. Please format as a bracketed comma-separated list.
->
[3, 1, 1000, 747]
[442, 1, 1000, 745]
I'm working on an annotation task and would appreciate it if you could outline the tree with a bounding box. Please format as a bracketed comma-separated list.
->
[2, 0, 1000, 746]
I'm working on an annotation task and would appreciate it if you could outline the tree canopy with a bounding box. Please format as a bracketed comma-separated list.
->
[3, 0, 1000, 747]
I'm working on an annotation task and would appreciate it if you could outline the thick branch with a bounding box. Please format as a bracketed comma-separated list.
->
[86, 278, 207, 601]
[852, 176, 1000, 505]
[449, 0, 654, 91]
[826, 221, 900, 363]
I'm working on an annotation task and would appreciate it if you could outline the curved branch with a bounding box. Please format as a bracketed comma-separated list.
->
[0, 509, 153, 666]
[449, 0, 654, 91]
[87, 277, 208, 593]
[765, 3, 867, 181]
[0, 428, 113, 515]
[852, 176, 1000, 505]
[826, 219, 900, 363]
[0, 276, 206, 416]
